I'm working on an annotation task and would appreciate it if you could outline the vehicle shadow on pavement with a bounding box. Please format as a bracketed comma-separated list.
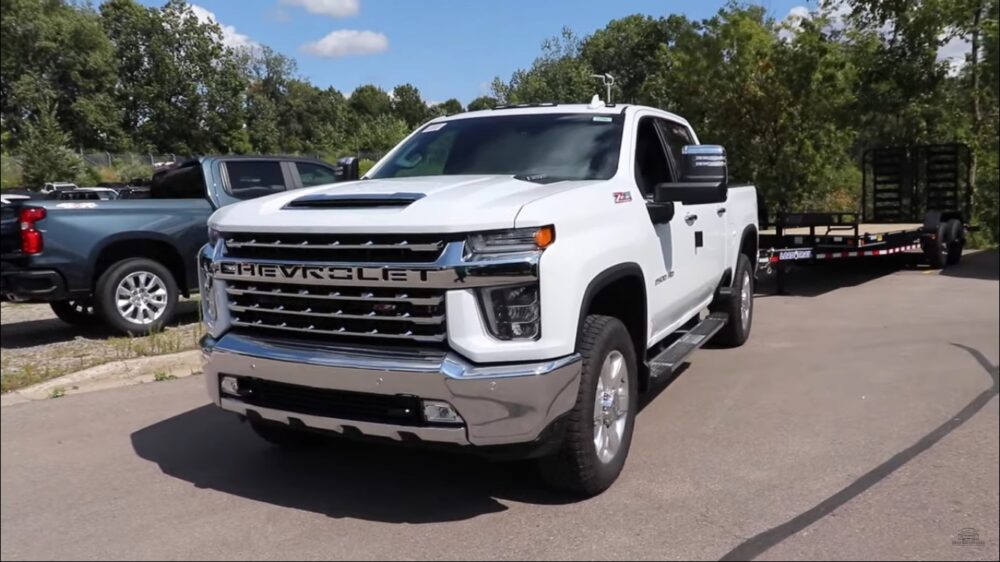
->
[941, 249, 999, 281]
[0, 301, 200, 349]
[130, 404, 578, 524]
[756, 254, 921, 298]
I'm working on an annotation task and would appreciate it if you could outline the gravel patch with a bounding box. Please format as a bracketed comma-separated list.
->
[0, 300, 203, 393]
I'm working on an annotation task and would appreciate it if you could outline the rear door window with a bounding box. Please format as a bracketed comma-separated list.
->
[224, 161, 287, 200]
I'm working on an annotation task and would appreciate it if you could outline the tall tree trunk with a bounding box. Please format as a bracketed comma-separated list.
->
[969, 0, 984, 217]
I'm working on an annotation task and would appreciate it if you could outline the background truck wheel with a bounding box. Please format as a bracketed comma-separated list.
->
[711, 253, 754, 347]
[538, 315, 638, 497]
[249, 419, 321, 448]
[944, 219, 964, 266]
[95, 258, 178, 335]
[924, 221, 950, 269]
[49, 300, 96, 326]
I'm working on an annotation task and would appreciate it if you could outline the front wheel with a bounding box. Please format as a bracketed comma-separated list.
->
[538, 315, 638, 497]
[95, 258, 178, 335]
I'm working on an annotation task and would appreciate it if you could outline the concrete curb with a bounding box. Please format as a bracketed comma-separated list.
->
[1, 349, 202, 406]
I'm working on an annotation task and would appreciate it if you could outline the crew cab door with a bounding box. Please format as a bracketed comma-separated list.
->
[655, 119, 729, 297]
[633, 114, 701, 331]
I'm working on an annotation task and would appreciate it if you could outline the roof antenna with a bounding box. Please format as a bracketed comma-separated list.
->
[590, 73, 615, 104]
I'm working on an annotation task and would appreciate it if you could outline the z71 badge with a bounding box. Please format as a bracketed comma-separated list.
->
[613, 192, 632, 204]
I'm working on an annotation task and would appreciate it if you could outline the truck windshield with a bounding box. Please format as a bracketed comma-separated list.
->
[369, 113, 624, 181]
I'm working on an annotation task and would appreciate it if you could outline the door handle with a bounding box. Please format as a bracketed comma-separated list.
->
[685, 213, 698, 224]
[717, 207, 727, 216]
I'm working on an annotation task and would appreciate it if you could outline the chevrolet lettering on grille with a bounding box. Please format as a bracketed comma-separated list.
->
[215, 262, 432, 285]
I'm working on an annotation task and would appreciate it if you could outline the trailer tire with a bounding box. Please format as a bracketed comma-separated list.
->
[924, 222, 949, 269]
[945, 219, 964, 266]
[538, 315, 638, 497]
[712, 254, 754, 347]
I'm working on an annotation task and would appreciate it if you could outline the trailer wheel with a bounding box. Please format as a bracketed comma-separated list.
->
[538, 315, 638, 497]
[924, 222, 949, 269]
[945, 219, 964, 266]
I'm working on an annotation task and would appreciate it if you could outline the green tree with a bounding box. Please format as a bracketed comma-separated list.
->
[1, 0, 122, 150]
[392, 83, 430, 128]
[467, 96, 498, 111]
[19, 106, 81, 187]
[430, 98, 464, 117]
[580, 15, 667, 102]
[349, 84, 392, 118]
[492, 28, 594, 104]
[352, 114, 408, 154]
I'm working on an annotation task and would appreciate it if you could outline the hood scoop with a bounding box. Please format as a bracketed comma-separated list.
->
[285, 192, 426, 209]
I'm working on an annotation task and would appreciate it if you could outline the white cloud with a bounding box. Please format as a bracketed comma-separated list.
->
[938, 33, 971, 73]
[188, 4, 256, 48]
[301, 30, 388, 58]
[281, 0, 359, 18]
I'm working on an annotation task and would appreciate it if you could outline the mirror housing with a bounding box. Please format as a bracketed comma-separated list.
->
[653, 144, 728, 205]
[646, 201, 675, 224]
[335, 156, 360, 181]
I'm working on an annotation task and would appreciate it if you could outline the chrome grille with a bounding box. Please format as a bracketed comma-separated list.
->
[223, 232, 450, 263]
[226, 281, 447, 344]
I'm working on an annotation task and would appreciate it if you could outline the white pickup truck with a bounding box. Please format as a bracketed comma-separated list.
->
[199, 102, 759, 496]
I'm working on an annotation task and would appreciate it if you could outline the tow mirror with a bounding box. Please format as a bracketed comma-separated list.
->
[653, 145, 728, 205]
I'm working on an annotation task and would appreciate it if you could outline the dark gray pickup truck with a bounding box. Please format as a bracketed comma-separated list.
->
[1, 155, 357, 334]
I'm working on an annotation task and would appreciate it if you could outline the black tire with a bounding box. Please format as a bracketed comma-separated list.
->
[49, 300, 96, 326]
[945, 219, 964, 266]
[711, 253, 754, 347]
[924, 222, 949, 269]
[249, 419, 321, 448]
[538, 315, 638, 497]
[95, 258, 178, 335]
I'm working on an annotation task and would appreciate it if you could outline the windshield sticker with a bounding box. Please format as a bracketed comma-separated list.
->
[613, 192, 632, 204]
[55, 202, 98, 209]
[593, 116, 613, 123]
[422, 123, 447, 133]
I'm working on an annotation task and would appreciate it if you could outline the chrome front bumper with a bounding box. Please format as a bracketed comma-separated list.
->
[201, 333, 582, 447]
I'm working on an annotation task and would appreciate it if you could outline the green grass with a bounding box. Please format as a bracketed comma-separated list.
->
[153, 371, 177, 382]
[48, 386, 66, 399]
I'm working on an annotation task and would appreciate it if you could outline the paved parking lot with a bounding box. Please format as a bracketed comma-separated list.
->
[1, 251, 997, 560]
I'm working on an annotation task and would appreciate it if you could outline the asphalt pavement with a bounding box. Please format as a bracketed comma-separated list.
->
[2, 251, 998, 561]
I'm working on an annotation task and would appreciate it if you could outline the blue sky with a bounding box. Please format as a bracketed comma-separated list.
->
[147, 0, 816, 105]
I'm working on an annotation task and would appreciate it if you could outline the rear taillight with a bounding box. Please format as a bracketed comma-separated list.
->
[19, 207, 46, 255]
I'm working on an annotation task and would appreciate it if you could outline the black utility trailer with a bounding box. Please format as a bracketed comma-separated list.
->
[759, 143, 973, 290]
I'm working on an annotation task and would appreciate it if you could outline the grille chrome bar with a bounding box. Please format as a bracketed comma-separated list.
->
[229, 303, 445, 325]
[231, 319, 447, 343]
[226, 286, 443, 306]
[225, 239, 443, 252]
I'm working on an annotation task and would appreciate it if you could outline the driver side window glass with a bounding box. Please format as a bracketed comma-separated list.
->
[393, 130, 457, 177]
[633, 117, 673, 197]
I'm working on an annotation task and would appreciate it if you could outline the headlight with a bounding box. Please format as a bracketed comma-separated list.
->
[478, 284, 540, 340]
[466, 226, 555, 255]
[198, 245, 229, 338]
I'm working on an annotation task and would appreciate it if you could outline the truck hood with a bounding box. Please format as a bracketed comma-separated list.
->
[210, 175, 597, 233]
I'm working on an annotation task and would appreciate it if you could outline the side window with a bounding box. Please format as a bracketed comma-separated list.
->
[224, 161, 286, 200]
[656, 119, 695, 172]
[634, 117, 673, 197]
[296, 162, 339, 187]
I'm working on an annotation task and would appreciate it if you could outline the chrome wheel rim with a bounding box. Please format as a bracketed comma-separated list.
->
[115, 271, 168, 325]
[593, 350, 629, 464]
[740, 271, 752, 330]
